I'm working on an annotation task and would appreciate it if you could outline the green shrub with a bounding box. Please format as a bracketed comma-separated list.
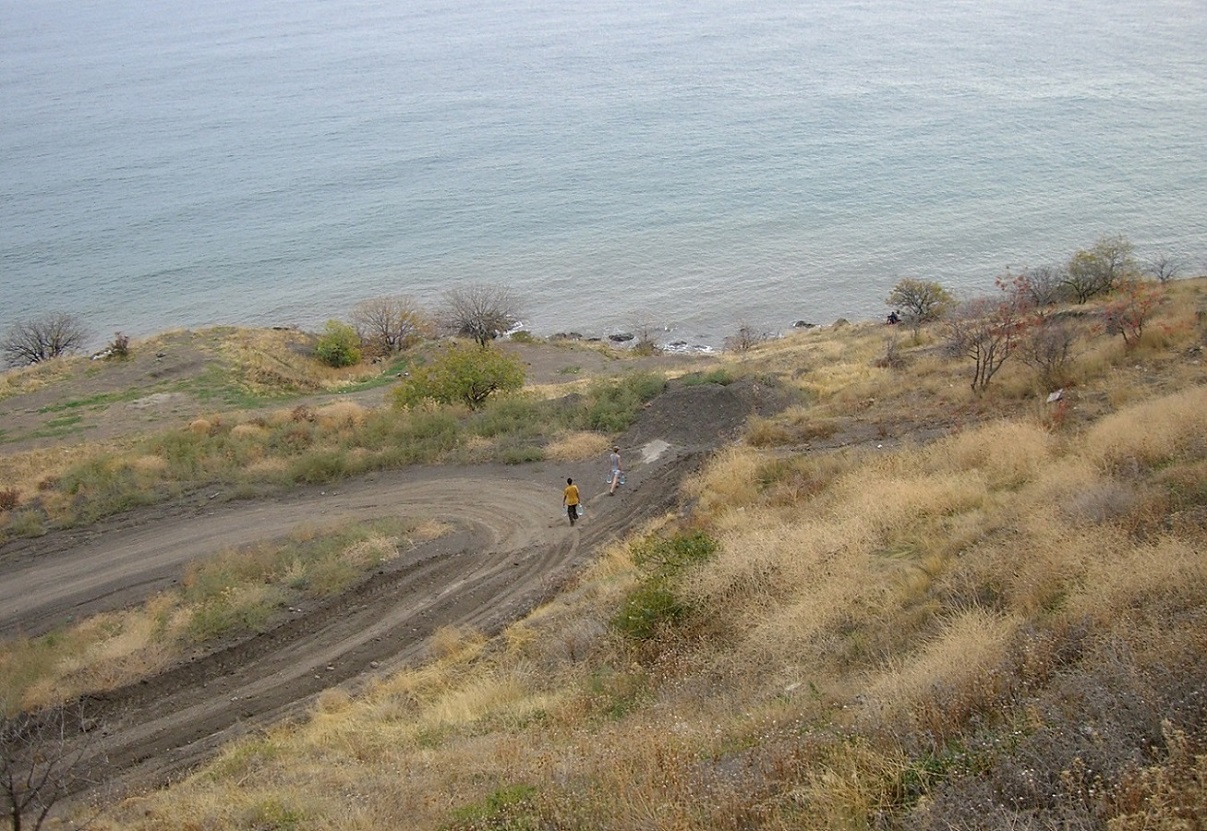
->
[315, 320, 362, 368]
[445, 784, 542, 831]
[631, 530, 718, 574]
[612, 580, 684, 642]
[613, 531, 719, 643]
[579, 373, 666, 433]
[393, 343, 524, 409]
[4, 508, 46, 539]
[498, 444, 544, 464]
[286, 450, 351, 484]
[470, 396, 548, 439]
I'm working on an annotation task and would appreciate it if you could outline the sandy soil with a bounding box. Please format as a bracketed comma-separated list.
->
[0, 357, 779, 803]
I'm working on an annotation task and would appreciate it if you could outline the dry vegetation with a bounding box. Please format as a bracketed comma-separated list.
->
[5, 278, 1206, 829]
[0, 519, 448, 712]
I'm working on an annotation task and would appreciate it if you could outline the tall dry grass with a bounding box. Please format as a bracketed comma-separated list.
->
[63, 281, 1207, 830]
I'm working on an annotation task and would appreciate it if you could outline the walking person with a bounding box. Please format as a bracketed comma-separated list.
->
[562, 477, 581, 525]
[608, 445, 623, 495]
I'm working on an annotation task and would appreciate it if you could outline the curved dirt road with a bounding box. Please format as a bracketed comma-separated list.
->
[0, 381, 771, 800]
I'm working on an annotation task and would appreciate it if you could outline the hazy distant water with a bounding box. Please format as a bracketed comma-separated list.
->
[3, 0, 1206, 349]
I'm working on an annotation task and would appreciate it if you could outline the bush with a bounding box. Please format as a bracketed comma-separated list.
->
[1063, 234, 1137, 303]
[724, 323, 768, 353]
[578, 373, 666, 433]
[1104, 280, 1162, 349]
[613, 532, 719, 643]
[682, 368, 734, 386]
[107, 331, 131, 359]
[887, 279, 954, 333]
[314, 320, 362, 368]
[392, 343, 525, 409]
[1018, 319, 1078, 389]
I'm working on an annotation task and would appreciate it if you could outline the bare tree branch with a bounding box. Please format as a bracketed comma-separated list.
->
[439, 284, 521, 347]
[2, 701, 104, 831]
[350, 295, 427, 356]
[1, 314, 90, 367]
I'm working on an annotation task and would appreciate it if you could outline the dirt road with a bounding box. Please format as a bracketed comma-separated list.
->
[0, 380, 771, 800]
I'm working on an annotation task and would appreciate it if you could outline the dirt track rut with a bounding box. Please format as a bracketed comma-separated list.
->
[0, 380, 769, 801]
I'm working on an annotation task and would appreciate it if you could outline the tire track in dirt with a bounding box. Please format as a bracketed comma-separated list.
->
[0, 380, 775, 803]
[79, 449, 702, 799]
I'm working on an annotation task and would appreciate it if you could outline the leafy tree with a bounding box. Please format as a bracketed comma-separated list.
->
[1, 313, 89, 367]
[1062, 235, 1137, 303]
[440, 284, 521, 347]
[886, 279, 954, 334]
[393, 343, 524, 409]
[314, 320, 362, 367]
[350, 295, 426, 356]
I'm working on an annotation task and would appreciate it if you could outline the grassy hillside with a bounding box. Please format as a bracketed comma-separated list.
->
[17, 278, 1207, 829]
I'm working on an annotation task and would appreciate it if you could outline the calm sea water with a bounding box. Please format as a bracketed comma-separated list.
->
[3, 0, 1206, 350]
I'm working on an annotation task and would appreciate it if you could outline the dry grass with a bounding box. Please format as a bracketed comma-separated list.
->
[43, 279, 1207, 830]
[220, 328, 382, 393]
[1085, 385, 1207, 473]
[0, 354, 79, 400]
[1, 520, 439, 711]
[545, 430, 612, 461]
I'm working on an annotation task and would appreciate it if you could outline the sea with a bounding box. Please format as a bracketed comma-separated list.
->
[3, 0, 1206, 351]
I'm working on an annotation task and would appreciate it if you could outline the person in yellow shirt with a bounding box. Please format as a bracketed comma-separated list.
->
[562, 477, 581, 526]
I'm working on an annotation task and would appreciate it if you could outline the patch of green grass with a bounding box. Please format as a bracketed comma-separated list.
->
[444, 784, 542, 831]
[556, 365, 582, 375]
[22, 415, 95, 441]
[184, 366, 285, 409]
[36, 389, 142, 413]
[334, 356, 410, 393]
[499, 445, 544, 464]
[613, 531, 719, 643]
[578, 372, 667, 433]
[181, 518, 412, 641]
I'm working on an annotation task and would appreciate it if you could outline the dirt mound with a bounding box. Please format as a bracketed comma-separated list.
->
[624, 379, 772, 450]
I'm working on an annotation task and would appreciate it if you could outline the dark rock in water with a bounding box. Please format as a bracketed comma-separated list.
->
[609, 332, 634, 342]
[550, 331, 583, 341]
[792, 320, 816, 329]
[668, 340, 687, 348]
